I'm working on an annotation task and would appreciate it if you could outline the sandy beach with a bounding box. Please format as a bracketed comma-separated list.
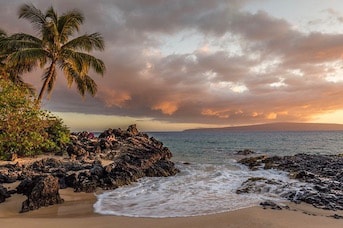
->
[1, 187, 343, 228]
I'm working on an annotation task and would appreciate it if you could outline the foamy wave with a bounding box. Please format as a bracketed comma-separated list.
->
[94, 162, 304, 218]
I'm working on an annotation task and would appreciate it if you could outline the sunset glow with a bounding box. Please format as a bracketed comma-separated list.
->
[2, 0, 343, 131]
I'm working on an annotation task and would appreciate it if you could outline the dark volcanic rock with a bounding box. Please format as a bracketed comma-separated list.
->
[74, 171, 99, 193]
[0, 185, 11, 203]
[0, 163, 23, 183]
[17, 175, 64, 213]
[127, 124, 139, 136]
[29, 158, 63, 173]
[239, 153, 343, 211]
[236, 149, 255, 156]
[260, 200, 288, 210]
[60, 125, 179, 192]
[238, 155, 267, 170]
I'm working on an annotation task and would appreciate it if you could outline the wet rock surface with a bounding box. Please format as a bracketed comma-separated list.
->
[0, 125, 179, 212]
[260, 200, 289, 210]
[239, 154, 343, 211]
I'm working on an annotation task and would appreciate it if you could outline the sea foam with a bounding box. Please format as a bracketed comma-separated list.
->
[93, 162, 306, 218]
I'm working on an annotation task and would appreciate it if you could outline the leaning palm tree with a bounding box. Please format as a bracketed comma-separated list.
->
[0, 3, 105, 102]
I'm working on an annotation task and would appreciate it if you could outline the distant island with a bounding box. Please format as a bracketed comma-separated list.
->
[184, 122, 343, 132]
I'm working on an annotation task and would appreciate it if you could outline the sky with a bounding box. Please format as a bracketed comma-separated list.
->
[2, 0, 343, 131]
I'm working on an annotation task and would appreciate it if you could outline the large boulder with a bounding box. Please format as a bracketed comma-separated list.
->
[17, 175, 64, 213]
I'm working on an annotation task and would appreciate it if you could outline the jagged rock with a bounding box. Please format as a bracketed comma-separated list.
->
[260, 200, 285, 210]
[64, 173, 77, 188]
[0, 163, 23, 183]
[238, 155, 267, 170]
[127, 124, 139, 136]
[236, 149, 255, 155]
[104, 160, 145, 187]
[0, 169, 18, 183]
[239, 154, 343, 211]
[17, 175, 64, 213]
[67, 144, 88, 159]
[74, 171, 99, 193]
[0, 185, 11, 203]
[29, 158, 63, 173]
[145, 160, 180, 177]
[236, 177, 285, 194]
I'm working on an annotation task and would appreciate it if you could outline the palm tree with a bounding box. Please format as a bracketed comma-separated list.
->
[0, 3, 105, 102]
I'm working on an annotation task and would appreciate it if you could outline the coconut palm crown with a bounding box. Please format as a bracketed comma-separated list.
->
[0, 3, 105, 102]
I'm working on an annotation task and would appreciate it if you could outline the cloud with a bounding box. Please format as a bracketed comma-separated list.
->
[152, 101, 179, 115]
[2, 0, 343, 128]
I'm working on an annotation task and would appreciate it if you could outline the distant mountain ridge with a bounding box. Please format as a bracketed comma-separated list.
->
[184, 122, 343, 132]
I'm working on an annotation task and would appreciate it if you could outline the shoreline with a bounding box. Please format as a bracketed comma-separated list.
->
[1, 188, 343, 228]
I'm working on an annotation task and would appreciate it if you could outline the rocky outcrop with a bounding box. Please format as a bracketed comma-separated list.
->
[0, 125, 179, 212]
[71, 126, 179, 192]
[16, 175, 64, 212]
[238, 154, 343, 211]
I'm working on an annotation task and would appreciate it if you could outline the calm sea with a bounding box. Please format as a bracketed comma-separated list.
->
[94, 131, 343, 217]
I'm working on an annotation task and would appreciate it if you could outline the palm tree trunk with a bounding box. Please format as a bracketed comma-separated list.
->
[37, 62, 56, 102]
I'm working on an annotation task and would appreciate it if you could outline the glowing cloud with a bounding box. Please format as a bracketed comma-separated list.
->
[152, 101, 179, 115]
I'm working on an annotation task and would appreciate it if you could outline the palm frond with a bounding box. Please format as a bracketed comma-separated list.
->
[60, 61, 85, 95]
[83, 74, 97, 96]
[43, 20, 60, 49]
[58, 10, 84, 44]
[62, 33, 104, 51]
[7, 48, 48, 68]
[59, 49, 84, 73]
[60, 62, 97, 96]
[61, 50, 105, 75]
[75, 74, 97, 97]
[46, 6, 58, 25]
[1, 33, 42, 51]
[9, 33, 42, 43]
[18, 3, 46, 33]
[61, 61, 78, 87]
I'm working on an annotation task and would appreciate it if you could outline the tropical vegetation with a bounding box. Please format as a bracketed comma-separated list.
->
[0, 3, 105, 160]
[0, 76, 70, 160]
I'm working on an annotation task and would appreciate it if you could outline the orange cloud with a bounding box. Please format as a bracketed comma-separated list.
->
[98, 88, 131, 108]
[266, 112, 277, 120]
[201, 108, 230, 119]
[152, 101, 178, 115]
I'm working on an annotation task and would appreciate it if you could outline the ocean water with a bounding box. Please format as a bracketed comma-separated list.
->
[94, 131, 343, 217]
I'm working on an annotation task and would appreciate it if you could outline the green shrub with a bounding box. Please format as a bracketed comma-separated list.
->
[42, 112, 70, 152]
[0, 76, 70, 160]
